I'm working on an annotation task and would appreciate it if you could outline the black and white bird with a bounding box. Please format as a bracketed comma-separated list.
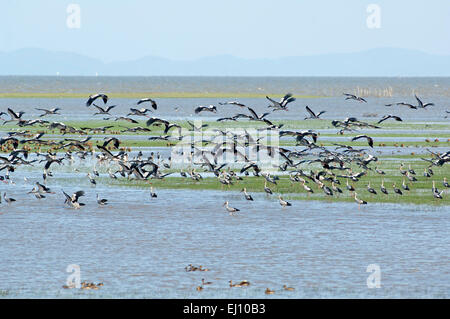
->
[195, 105, 217, 114]
[402, 179, 410, 191]
[35, 108, 61, 117]
[351, 135, 374, 148]
[393, 183, 403, 195]
[92, 103, 116, 115]
[443, 178, 449, 188]
[62, 190, 85, 209]
[266, 93, 296, 111]
[4, 108, 25, 124]
[87, 173, 97, 186]
[377, 115, 402, 124]
[150, 186, 157, 198]
[137, 98, 158, 110]
[263, 181, 273, 195]
[219, 101, 246, 108]
[387, 94, 434, 109]
[414, 94, 434, 108]
[3, 192, 16, 204]
[96, 194, 108, 206]
[223, 201, 240, 215]
[128, 108, 152, 117]
[304, 106, 326, 119]
[241, 188, 254, 201]
[86, 93, 108, 107]
[380, 180, 388, 195]
[346, 179, 355, 192]
[278, 195, 292, 208]
[354, 192, 367, 208]
[302, 181, 314, 195]
[367, 182, 377, 195]
[344, 93, 367, 103]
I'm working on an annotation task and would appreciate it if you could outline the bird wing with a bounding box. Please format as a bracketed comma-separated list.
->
[7, 108, 20, 119]
[415, 94, 423, 107]
[146, 117, 168, 127]
[73, 191, 85, 202]
[266, 96, 279, 106]
[93, 103, 106, 113]
[137, 98, 149, 105]
[397, 102, 417, 109]
[305, 106, 316, 117]
[106, 105, 117, 112]
[377, 115, 389, 124]
[247, 107, 259, 119]
[96, 144, 115, 158]
[194, 106, 204, 114]
[61, 190, 72, 203]
[316, 111, 326, 117]
[281, 93, 293, 103]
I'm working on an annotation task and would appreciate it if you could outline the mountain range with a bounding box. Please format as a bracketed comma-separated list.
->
[1, 47, 449, 76]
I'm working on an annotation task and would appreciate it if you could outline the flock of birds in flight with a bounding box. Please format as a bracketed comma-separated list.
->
[0, 91, 449, 212]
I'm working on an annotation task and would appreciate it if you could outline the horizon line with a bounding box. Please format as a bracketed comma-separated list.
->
[2, 46, 450, 64]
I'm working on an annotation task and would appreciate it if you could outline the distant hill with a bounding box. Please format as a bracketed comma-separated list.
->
[1, 47, 449, 76]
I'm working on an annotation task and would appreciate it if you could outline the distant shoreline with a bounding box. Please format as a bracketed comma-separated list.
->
[0, 92, 324, 99]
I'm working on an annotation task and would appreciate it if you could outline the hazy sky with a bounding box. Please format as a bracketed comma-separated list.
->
[1, 0, 449, 61]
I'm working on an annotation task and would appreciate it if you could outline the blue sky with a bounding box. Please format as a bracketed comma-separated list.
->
[1, 0, 449, 62]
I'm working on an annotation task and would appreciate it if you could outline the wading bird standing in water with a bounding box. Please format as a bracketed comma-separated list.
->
[241, 188, 253, 201]
[96, 194, 108, 206]
[354, 193, 367, 209]
[278, 195, 292, 208]
[223, 201, 240, 215]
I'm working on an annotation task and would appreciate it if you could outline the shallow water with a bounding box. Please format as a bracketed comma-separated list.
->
[1, 76, 450, 97]
[0, 172, 449, 298]
[0, 76, 449, 298]
[1, 95, 449, 123]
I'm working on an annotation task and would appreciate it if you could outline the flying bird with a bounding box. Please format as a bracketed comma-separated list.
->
[344, 93, 367, 103]
[86, 93, 108, 107]
[266, 93, 296, 111]
[351, 135, 374, 148]
[137, 98, 158, 110]
[415, 94, 434, 108]
[195, 105, 217, 114]
[35, 108, 61, 117]
[219, 101, 246, 108]
[304, 106, 326, 119]
[92, 103, 116, 115]
[127, 108, 152, 117]
[377, 115, 402, 124]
